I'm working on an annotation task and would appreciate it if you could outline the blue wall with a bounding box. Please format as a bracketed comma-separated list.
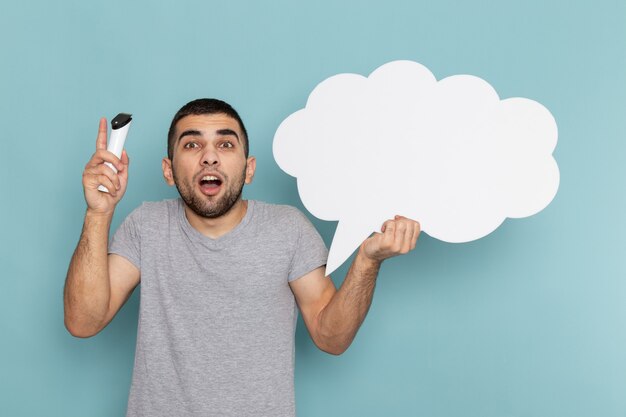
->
[1, 1, 625, 416]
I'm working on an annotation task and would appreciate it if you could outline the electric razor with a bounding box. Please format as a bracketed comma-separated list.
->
[98, 112, 132, 193]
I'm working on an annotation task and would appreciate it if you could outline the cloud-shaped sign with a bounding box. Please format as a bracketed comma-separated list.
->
[273, 60, 559, 275]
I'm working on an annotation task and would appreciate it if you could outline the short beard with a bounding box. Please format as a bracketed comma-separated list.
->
[173, 165, 246, 219]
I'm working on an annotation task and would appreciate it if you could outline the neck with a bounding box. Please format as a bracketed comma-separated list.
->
[184, 199, 248, 239]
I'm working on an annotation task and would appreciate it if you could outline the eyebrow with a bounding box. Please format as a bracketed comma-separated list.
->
[178, 128, 240, 143]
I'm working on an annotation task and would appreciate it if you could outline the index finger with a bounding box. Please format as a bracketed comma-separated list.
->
[96, 118, 107, 150]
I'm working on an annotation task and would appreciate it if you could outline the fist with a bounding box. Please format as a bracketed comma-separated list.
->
[360, 216, 420, 262]
[82, 118, 130, 214]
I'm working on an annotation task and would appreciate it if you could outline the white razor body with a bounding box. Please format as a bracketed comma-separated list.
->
[98, 113, 132, 193]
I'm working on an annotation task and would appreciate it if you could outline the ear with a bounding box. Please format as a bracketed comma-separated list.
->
[162, 157, 175, 186]
[244, 156, 256, 184]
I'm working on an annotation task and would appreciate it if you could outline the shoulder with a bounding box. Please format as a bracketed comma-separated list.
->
[123, 198, 180, 223]
[138, 198, 179, 211]
[249, 201, 324, 246]
[250, 200, 310, 227]
[137, 198, 180, 213]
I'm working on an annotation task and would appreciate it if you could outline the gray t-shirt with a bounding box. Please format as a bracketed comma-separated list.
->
[109, 198, 328, 417]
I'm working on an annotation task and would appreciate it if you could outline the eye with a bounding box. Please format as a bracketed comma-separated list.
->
[183, 142, 199, 149]
[219, 141, 234, 149]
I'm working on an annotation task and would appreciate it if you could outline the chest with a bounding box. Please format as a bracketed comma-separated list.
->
[138, 226, 297, 319]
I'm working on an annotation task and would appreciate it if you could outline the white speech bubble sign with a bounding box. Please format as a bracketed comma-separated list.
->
[273, 60, 559, 276]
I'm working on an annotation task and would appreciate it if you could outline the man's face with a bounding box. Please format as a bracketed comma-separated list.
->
[162, 113, 256, 218]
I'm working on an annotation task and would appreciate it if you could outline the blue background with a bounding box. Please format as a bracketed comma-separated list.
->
[1, 1, 625, 416]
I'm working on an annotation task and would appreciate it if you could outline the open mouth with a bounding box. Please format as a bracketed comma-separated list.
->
[198, 174, 223, 195]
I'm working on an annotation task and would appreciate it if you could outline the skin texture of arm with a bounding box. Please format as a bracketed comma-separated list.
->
[63, 118, 139, 338]
[289, 216, 420, 355]
[64, 216, 140, 337]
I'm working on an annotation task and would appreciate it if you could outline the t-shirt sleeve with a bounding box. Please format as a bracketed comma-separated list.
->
[288, 210, 329, 282]
[108, 205, 142, 270]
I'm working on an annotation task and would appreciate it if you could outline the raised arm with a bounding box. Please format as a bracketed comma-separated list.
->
[290, 216, 420, 355]
[64, 118, 138, 338]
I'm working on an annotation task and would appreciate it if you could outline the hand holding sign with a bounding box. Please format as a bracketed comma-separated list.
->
[273, 61, 559, 275]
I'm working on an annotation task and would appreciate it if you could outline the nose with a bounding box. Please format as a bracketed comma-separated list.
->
[201, 147, 219, 167]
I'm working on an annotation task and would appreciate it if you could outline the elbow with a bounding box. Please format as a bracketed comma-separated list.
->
[65, 323, 99, 339]
[314, 337, 351, 356]
[63, 299, 107, 338]
[64, 316, 102, 339]
[321, 346, 348, 356]
[312, 309, 353, 355]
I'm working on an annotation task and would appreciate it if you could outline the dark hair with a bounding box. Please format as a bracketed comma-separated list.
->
[167, 98, 249, 160]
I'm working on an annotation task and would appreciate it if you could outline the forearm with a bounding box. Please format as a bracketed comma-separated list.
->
[316, 246, 381, 354]
[64, 210, 113, 337]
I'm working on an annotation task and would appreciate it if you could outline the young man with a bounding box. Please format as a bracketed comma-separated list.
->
[64, 99, 420, 416]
